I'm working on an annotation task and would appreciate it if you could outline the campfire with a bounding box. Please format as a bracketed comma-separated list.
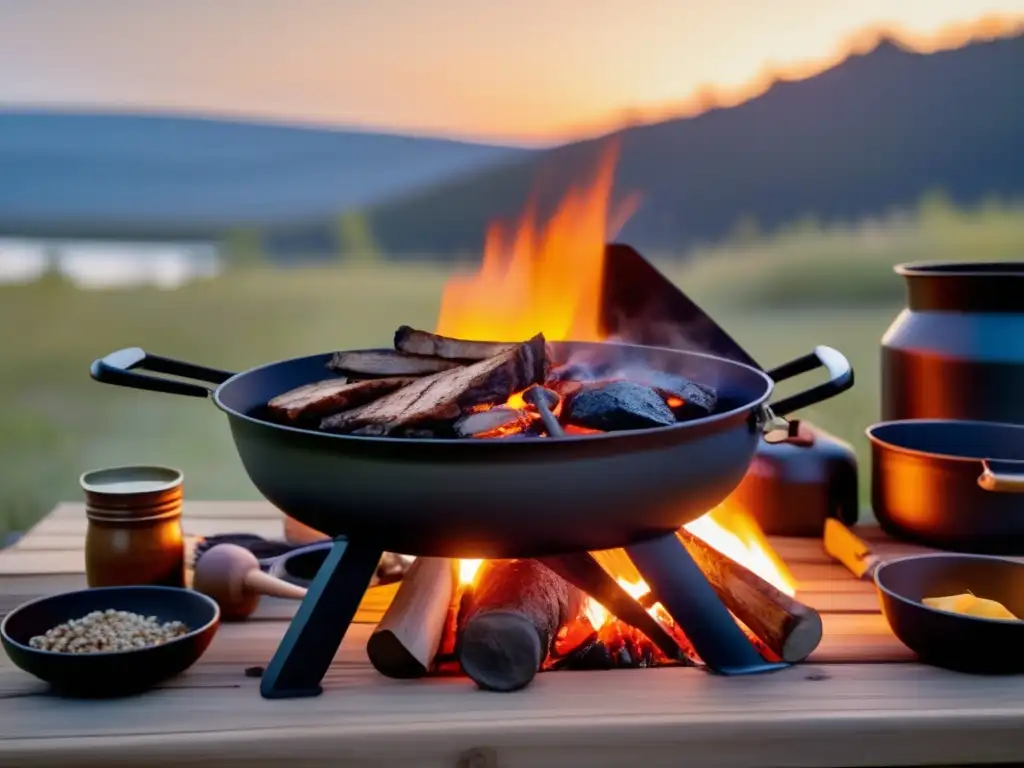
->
[367, 519, 815, 691]
[266, 142, 820, 691]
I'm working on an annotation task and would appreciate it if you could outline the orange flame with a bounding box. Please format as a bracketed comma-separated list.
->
[585, 577, 654, 629]
[436, 141, 635, 344]
[582, 502, 795, 631]
[685, 502, 796, 596]
[439, 142, 793, 612]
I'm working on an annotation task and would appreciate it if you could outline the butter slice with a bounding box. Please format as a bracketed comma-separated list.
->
[923, 593, 1020, 621]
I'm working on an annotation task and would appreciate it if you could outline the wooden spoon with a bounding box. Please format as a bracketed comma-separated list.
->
[193, 543, 307, 620]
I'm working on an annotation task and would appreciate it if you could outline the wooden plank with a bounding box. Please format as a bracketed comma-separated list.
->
[797, 590, 879, 613]
[5, 534, 83, 552]
[761, 535, 832, 563]
[0, 611, 907, 690]
[0, 550, 85, 576]
[2, 645, 1023, 768]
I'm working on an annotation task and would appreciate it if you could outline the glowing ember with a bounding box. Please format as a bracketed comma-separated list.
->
[584, 577, 665, 631]
[459, 559, 483, 585]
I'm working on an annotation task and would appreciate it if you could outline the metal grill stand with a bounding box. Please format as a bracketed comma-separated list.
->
[259, 531, 784, 699]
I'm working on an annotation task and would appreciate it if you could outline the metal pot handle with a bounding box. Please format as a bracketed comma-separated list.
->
[978, 460, 1024, 493]
[764, 346, 854, 417]
[90, 347, 235, 399]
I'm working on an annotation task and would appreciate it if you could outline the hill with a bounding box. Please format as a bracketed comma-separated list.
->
[0, 112, 530, 237]
[364, 33, 1024, 256]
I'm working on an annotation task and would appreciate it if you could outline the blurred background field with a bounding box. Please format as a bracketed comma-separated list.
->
[2, 194, 1022, 538]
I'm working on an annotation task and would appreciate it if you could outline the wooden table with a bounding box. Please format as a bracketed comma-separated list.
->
[3, 502, 1024, 768]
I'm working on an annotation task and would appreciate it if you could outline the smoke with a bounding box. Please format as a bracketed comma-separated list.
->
[551, 338, 730, 393]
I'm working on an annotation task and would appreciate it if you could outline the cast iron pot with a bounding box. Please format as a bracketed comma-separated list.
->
[868, 419, 1024, 554]
[91, 341, 852, 559]
[882, 262, 1024, 424]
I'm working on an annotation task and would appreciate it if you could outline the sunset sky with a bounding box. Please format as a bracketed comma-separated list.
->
[0, 0, 1021, 145]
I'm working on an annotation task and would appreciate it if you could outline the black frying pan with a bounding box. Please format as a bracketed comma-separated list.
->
[876, 553, 1024, 674]
[868, 419, 1024, 554]
[91, 340, 851, 559]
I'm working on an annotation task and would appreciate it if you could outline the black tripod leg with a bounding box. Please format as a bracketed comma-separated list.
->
[626, 533, 787, 675]
[260, 538, 383, 699]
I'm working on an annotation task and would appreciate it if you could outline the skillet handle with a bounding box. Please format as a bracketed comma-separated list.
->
[978, 460, 1024, 493]
[90, 347, 235, 399]
[765, 346, 854, 417]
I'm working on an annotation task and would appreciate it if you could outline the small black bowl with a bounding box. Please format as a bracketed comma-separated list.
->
[875, 553, 1024, 674]
[1, 585, 220, 697]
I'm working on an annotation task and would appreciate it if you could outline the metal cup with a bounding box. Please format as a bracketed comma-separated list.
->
[80, 466, 186, 588]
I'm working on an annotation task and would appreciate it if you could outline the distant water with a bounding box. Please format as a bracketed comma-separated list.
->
[0, 238, 222, 289]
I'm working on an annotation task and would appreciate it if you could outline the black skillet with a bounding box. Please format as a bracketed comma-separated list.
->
[876, 553, 1024, 674]
[91, 335, 851, 560]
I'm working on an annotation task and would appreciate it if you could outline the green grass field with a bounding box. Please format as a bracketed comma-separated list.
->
[2, 197, 1023, 537]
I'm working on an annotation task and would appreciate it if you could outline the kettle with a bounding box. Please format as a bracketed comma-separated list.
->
[727, 420, 859, 537]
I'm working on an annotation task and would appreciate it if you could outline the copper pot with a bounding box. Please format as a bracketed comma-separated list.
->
[80, 466, 185, 588]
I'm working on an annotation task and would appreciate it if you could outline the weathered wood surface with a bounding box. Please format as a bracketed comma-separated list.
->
[2, 502, 1024, 768]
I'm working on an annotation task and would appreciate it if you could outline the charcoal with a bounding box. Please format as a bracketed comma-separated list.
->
[632, 370, 718, 417]
[615, 645, 633, 667]
[567, 639, 614, 670]
[557, 637, 650, 670]
[566, 381, 676, 431]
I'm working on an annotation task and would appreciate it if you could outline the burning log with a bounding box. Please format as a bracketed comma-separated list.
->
[267, 377, 416, 424]
[327, 350, 463, 377]
[394, 326, 517, 361]
[320, 334, 548, 436]
[537, 553, 685, 662]
[676, 528, 822, 663]
[367, 558, 456, 678]
[566, 381, 676, 431]
[458, 559, 586, 692]
[454, 407, 530, 438]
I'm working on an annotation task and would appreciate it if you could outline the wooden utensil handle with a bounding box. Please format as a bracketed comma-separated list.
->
[244, 569, 308, 600]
